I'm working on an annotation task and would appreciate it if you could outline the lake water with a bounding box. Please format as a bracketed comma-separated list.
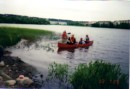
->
[0, 24, 129, 87]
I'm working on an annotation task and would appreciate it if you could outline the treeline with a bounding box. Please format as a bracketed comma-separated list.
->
[0, 14, 85, 26]
[91, 21, 130, 29]
[67, 21, 85, 26]
[0, 14, 129, 29]
[0, 14, 50, 24]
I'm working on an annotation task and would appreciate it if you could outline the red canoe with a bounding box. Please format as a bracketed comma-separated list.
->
[58, 41, 93, 49]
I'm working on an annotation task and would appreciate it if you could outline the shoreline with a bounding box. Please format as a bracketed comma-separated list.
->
[0, 51, 42, 88]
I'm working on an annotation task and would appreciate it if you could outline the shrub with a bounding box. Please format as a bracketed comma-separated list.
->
[48, 62, 69, 83]
[70, 60, 128, 89]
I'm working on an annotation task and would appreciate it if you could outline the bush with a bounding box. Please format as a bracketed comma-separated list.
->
[48, 61, 128, 89]
[48, 62, 69, 83]
[70, 60, 128, 89]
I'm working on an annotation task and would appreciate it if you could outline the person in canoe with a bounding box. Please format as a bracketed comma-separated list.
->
[70, 34, 76, 44]
[79, 38, 85, 44]
[66, 33, 71, 44]
[67, 34, 76, 44]
[62, 31, 68, 43]
[85, 35, 90, 43]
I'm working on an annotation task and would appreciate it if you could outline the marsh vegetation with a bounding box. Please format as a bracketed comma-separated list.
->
[47, 60, 128, 89]
[0, 27, 53, 48]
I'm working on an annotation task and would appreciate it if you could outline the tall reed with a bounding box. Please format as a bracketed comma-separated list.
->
[48, 60, 128, 89]
[0, 26, 53, 48]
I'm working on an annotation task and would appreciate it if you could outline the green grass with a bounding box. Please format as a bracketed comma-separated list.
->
[48, 62, 69, 88]
[48, 62, 69, 82]
[48, 60, 128, 89]
[0, 26, 53, 48]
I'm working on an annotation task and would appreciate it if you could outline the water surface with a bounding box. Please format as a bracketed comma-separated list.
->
[0, 24, 129, 75]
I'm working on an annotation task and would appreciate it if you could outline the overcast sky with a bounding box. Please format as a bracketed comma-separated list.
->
[0, 0, 130, 21]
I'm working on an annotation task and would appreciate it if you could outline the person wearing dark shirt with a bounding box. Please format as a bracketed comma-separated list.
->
[79, 38, 85, 44]
[85, 35, 89, 43]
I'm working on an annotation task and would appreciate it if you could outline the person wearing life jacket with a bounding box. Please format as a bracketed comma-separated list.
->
[62, 31, 67, 43]
[85, 35, 89, 43]
[70, 34, 76, 44]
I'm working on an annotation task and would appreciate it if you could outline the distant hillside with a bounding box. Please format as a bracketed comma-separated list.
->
[91, 21, 130, 29]
[0, 14, 129, 29]
[0, 14, 86, 26]
[0, 14, 50, 24]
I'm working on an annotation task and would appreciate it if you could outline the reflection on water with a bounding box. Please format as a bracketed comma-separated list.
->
[57, 48, 76, 59]
[58, 47, 89, 59]
[57, 47, 89, 53]
[57, 48, 75, 53]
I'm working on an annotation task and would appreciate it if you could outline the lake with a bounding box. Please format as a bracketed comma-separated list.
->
[0, 24, 129, 75]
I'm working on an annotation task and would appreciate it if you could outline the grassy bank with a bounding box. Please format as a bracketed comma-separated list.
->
[0, 26, 53, 48]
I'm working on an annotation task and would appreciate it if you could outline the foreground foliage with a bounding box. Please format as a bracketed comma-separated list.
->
[0, 26, 53, 48]
[48, 60, 128, 89]
[48, 62, 69, 85]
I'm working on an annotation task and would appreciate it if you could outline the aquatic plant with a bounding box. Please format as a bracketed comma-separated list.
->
[0, 26, 53, 48]
[70, 60, 128, 89]
[48, 60, 128, 89]
[48, 62, 69, 82]
[48, 62, 69, 88]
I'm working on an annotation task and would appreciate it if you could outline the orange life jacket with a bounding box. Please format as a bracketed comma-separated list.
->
[70, 37, 76, 43]
[62, 32, 67, 39]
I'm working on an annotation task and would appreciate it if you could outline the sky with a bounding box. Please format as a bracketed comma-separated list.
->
[0, 0, 130, 21]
